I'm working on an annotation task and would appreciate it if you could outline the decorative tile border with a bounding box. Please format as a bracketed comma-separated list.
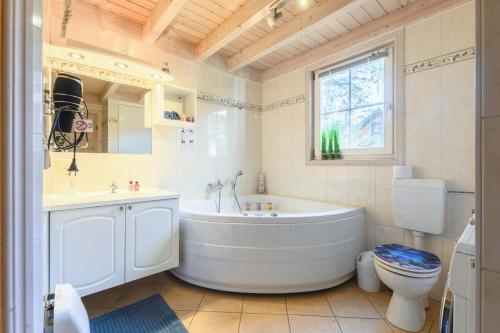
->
[197, 92, 262, 112]
[404, 47, 475, 75]
[262, 95, 306, 112]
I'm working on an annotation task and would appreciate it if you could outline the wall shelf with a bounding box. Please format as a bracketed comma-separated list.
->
[151, 83, 197, 127]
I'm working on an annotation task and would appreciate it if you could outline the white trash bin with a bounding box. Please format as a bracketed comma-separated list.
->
[356, 251, 381, 292]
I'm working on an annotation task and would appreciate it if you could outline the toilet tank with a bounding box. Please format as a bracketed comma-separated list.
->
[392, 178, 446, 234]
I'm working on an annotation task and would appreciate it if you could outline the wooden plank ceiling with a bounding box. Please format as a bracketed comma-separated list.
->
[74, 0, 442, 76]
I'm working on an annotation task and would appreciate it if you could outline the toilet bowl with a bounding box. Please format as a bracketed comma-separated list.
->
[374, 244, 441, 332]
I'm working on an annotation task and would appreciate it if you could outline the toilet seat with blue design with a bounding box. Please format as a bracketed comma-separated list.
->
[374, 244, 441, 275]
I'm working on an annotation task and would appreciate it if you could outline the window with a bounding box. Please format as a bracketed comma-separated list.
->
[308, 34, 403, 164]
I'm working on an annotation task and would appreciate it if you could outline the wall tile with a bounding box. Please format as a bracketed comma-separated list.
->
[442, 59, 475, 109]
[375, 225, 404, 246]
[405, 151, 443, 179]
[442, 105, 475, 151]
[405, 110, 442, 153]
[442, 150, 475, 192]
[348, 166, 375, 188]
[375, 166, 393, 189]
[405, 15, 442, 64]
[326, 186, 349, 206]
[405, 68, 442, 114]
[326, 166, 349, 187]
[442, 2, 475, 54]
[375, 189, 394, 226]
[444, 193, 475, 239]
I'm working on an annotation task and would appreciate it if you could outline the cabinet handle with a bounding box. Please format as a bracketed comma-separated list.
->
[119, 206, 124, 211]
[128, 205, 132, 210]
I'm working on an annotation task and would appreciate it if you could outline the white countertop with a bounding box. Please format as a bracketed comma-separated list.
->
[44, 188, 180, 211]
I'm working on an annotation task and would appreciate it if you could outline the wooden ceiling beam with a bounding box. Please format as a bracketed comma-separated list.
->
[227, 0, 366, 71]
[143, 0, 189, 44]
[195, 0, 272, 61]
[261, 0, 470, 81]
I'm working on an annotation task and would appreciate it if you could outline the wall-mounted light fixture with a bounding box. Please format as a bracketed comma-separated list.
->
[69, 52, 84, 60]
[114, 62, 128, 69]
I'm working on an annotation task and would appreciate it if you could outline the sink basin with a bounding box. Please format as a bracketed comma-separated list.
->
[44, 188, 179, 211]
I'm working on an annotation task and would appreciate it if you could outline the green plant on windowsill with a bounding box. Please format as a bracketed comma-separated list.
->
[321, 131, 328, 160]
[327, 127, 334, 159]
[332, 127, 342, 160]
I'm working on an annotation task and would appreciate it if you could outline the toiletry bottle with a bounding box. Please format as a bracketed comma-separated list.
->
[134, 181, 139, 192]
[128, 181, 134, 192]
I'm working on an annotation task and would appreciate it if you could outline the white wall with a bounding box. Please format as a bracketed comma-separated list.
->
[44, 58, 262, 201]
[261, 3, 476, 300]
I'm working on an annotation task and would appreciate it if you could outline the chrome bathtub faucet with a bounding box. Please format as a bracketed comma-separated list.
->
[207, 179, 224, 213]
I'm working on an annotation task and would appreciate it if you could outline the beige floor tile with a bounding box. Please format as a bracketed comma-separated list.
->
[82, 286, 131, 308]
[198, 290, 244, 312]
[286, 293, 333, 316]
[337, 318, 393, 333]
[239, 313, 290, 333]
[174, 310, 196, 329]
[85, 307, 109, 319]
[387, 320, 434, 333]
[189, 312, 241, 333]
[242, 295, 287, 314]
[128, 272, 176, 287]
[163, 284, 205, 311]
[112, 285, 168, 308]
[327, 285, 380, 318]
[365, 290, 392, 318]
[289, 315, 342, 333]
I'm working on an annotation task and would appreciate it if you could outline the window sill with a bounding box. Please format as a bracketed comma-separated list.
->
[307, 156, 403, 166]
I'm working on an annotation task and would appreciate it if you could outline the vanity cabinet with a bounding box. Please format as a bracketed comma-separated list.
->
[125, 200, 178, 281]
[48, 197, 179, 297]
[49, 205, 126, 296]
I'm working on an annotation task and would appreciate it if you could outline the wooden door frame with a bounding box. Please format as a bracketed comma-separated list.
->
[2, 0, 44, 332]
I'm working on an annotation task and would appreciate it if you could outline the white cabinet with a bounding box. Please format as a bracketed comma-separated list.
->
[49, 205, 126, 296]
[125, 200, 179, 281]
[48, 198, 179, 297]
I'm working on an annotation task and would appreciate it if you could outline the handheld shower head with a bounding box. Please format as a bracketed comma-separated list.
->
[236, 170, 243, 176]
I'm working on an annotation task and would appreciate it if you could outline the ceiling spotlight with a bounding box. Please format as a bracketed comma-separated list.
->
[69, 52, 84, 60]
[267, 8, 284, 28]
[115, 62, 128, 69]
[296, 0, 310, 9]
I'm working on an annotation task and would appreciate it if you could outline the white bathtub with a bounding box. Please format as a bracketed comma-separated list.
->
[172, 195, 365, 293]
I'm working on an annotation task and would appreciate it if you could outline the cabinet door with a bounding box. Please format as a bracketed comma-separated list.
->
[49, 205, 125, 297]
[125, 199, 179, 282]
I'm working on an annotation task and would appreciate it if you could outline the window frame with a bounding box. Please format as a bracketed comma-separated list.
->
[306, 31, 404, 165]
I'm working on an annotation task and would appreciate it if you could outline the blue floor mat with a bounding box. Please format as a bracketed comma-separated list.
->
[90, 294, 187, 333]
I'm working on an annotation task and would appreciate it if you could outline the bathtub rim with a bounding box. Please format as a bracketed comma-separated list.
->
[181, 195, 365, 223]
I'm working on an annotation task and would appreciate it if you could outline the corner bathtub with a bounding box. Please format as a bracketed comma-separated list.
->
[172, 195, 365, 293]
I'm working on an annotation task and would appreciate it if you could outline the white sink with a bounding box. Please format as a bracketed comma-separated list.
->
[44, 188, 179, 211]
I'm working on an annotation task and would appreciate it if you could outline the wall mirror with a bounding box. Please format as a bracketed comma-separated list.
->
[43, 44, 173, 155]
[46, 70, 152, 154]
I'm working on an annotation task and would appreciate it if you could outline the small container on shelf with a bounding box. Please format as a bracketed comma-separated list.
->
[128, 181, 134, 192]
[134, 181, 139, 192]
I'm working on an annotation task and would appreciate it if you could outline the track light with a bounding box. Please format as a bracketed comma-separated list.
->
[267, 8, 284, 28]
[296, 0, 310, 9]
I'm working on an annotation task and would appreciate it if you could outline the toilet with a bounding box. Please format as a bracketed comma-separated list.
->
[374, 177, 445, 332]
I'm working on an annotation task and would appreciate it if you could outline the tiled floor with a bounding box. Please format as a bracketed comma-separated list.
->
[82, 272, 442, 333]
